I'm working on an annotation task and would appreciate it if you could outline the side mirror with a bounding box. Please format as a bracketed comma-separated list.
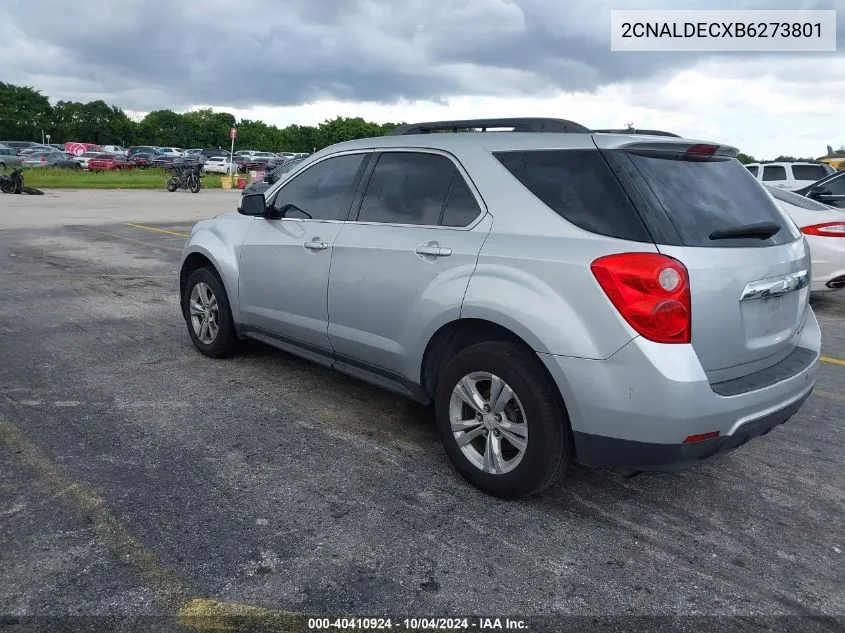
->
[239, 192, 269, 216]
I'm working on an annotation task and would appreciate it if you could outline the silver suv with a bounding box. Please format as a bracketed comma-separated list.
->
[179, 117, 821, 499]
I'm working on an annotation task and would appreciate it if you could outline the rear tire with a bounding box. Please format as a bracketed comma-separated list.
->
[182, 267, 239, 358]
[166, 180, 178, 192]
[434, 341, 570, 499]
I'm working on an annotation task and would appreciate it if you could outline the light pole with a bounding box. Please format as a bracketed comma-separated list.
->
[46, 134, 51, 147]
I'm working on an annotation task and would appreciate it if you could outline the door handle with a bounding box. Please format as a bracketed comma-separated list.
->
[415, 243, 452, 258]
[304, 238, 329, 251]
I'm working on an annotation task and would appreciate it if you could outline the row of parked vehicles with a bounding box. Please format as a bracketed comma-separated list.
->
[0, 141, 310, 174]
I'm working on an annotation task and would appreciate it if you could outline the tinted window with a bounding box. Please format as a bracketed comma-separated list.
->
[441, 176, 482, 227]
[767, 185, 833, 211]
[626, 153, 797, 247]
[358, 152, 456, 225]
[494, 149, 649, 241]
[272, 153, 366, 221]
[821, 173, 845, 195]
[745, 165, 759, 176]
[0, 148, 14, 156]
[762, 165, 786, 181]
[792, 164, 828, 182]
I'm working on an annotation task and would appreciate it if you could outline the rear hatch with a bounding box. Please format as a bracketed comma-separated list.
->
[595, 136, 809, 383]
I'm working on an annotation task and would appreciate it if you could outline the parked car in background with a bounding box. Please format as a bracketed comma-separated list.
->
[150, 155, 178, 170]
[127, 146, 164, 159]
[746, 162, 834, 191]
[183, 149, 203, 157]
[180, 117, 820, 498]
[101, 145, 127, 155]
[1, 141, 36, 154]
[23, 151, 81, 169]
[203, 156, 237, 174]
[130, 152, 155, 168]
[88, 154, 136, 172]
[20, 144, 58, 157]
[199, 148, 231, 160]
[767, 185, 845, 292]
[0, 147, 23, 170]
[241, 156, 307, 195]
[74, 151, 111, 170]
[794, 170, 845, 209]
[158, 147, 184, 157]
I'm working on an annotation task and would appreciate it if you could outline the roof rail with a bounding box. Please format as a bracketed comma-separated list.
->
[386, 117, 591, 136]
[593, 128, 681, 138]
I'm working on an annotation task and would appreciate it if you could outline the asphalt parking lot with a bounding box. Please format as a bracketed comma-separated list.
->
[1, 189, 843, 632]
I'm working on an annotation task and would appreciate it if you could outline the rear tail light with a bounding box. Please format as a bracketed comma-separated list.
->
[801, 222, 845, 237]
[591, 253, 691, 344]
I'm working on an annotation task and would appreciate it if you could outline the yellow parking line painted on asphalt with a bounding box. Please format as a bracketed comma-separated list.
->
[0, 418, 322, 632]
[178, 599, 308, 632]
[821, 355, 845, 367]
[125, 222, 189, 238]
[813, 389, 845, 403]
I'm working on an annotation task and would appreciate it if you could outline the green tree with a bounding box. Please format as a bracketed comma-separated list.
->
[736, 152, 756, 164]
[0, 82, 52, 141]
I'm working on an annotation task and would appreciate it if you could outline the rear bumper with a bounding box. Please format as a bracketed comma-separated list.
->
[572, 389, 810, 470]
[538, 308, 821, 470]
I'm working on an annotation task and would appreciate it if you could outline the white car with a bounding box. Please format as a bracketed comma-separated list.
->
[767, 185, 845, 292]
[748, 162, 833, 191]
[202, 156, 237, 174]
[74, 151, 111, 170]
[101, 145, 127, 155]
[158, 147, 184, 157]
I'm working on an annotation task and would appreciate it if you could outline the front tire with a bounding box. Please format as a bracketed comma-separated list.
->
[182, 267, 239, 358]
[166, 179, 178, 192]
[435, 341, 570, 499]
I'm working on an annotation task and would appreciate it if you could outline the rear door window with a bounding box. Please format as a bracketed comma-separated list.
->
[493, 149, 650, 242]
[623, 152, 798, 247]
[762, 165, 787, 181]
[791, 164, 828, 182]
[357, 151, 460, 226]
[745, 165, 759, 176]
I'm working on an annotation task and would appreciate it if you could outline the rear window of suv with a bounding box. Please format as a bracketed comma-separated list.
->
[791, 164, 828, 182]
[493, 149, 650, 242]
[621, 151, 797, 247]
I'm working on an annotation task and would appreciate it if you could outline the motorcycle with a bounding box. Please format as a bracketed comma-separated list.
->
[0, 169, 44, 195]
[166, 164, 202, 193]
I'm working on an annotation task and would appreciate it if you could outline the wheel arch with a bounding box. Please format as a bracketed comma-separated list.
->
[419, 318, 566, 412]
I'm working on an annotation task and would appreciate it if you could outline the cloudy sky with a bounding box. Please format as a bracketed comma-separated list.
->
[1, 0, 842, 159]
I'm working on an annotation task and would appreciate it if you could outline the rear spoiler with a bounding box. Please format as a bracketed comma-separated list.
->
[592, 135, 739, 159]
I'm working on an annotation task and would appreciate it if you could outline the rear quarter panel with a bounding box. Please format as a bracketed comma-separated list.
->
[455, 144, 650, 359]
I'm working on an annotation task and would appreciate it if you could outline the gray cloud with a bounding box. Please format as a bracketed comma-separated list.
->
[0, 0, 841, 112]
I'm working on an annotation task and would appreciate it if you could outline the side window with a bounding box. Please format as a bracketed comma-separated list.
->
[762, 165, 786, 181]
[494, 149, 649, 242]
[824, 174, 845, 195]
[441, 176, 482, 227]
[357, 152, 455, 225]
[745, 165, 759, 176]
[272, 153, 366, 221]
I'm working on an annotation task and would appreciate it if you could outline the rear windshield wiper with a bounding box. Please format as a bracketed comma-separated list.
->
[709, 222, 781, 241]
